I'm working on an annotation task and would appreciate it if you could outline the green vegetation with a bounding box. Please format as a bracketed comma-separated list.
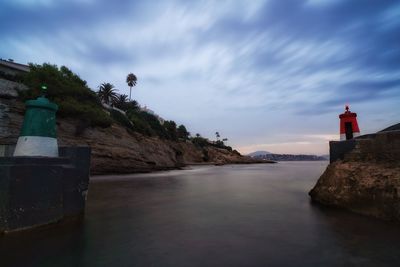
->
[177, 125, 190, 140]
[98, 83, 118, 105]
[127, 110, 153, 136]
[15, 63, 233, 151]
[113, 94, 128, 110]
[212, 132, 232, 151]
[110, 109, 133, 130]
[164, 120, 178, 140]
[20, 63, 112, 127]
[191, 136, 209, 148]
[214, 140, 232, 151]
[134, 111, 169, 139]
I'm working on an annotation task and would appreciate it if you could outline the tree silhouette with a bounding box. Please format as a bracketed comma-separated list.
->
[164, 120, 178, 140]
[177, 125, 190, 140]
[113, 94, 128, 110]
[215, 132, 220, 140]
[98, 83, 118, 105]
[126, 73, 137, 101]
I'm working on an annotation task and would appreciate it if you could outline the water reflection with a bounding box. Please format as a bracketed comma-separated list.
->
[310, 202, 400, 266]
[1, 162, 399, 267]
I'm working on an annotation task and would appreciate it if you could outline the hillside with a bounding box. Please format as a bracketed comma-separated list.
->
[0, 63, 265, 174]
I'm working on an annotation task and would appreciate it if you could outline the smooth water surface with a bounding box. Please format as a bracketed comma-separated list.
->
[1, 162, 400, 267]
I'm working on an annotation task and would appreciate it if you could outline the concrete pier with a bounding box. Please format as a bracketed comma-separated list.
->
[0, 146, 91, 233]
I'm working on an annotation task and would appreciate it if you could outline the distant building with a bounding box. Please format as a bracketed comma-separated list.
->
[0, 59, 30, 76]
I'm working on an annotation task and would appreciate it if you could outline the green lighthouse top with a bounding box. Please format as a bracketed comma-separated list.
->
[25, 96, 58, 111]
[25, 85, 58, 111]
[19, 86, 59, 137]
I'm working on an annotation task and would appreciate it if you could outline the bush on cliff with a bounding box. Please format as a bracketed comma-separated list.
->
[136, 111, 169, 139]
[20, 63, 112, 127]
[125, 110, 182, 140]
[128, 112, 153, 136]
[110, 109, 133, 130]
[164, 120, 178, 141]
[212, 140, 233, 151]
[177, 124, 190, 140]
[191, 136, 209, 148]
[112, 95, 140, 112]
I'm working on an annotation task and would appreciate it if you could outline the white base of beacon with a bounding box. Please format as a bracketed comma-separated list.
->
[13, 136, 59, 157]
[340, 132, 360, 141]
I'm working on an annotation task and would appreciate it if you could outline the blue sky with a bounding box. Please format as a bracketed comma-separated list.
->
[1, 0, 399, 154]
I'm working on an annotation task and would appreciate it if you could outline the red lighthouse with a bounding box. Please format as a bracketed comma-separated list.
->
[339, 105, 360, 141]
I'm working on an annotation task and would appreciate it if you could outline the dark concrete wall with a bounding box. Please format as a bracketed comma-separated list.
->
[0, 144, 15, 157]
[330, 131, 400, 163]
[0, 146, 91, 233]
[0, 158, 66, 232]
[348, 131, 400, 162]
[329, 140, 356, 163]
[59, 146, 91, 217]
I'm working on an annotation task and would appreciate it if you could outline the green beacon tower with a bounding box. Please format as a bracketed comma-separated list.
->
[13, 86, 59, 157]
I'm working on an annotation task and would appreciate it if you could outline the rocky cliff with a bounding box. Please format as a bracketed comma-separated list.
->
[0, 97, 262, 174]
[309, 129, 400, 221]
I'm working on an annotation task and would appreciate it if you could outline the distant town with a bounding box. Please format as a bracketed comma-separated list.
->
[248, 151, 328, 161]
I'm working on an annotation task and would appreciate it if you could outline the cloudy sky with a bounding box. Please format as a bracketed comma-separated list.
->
[1, 0, 399, 155]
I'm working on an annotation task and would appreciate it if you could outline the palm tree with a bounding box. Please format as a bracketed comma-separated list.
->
[126, 73, 137, 100]
[98, 83, 118, 105]
[215, 131, 220, 140]
[113, 94, 129, 110]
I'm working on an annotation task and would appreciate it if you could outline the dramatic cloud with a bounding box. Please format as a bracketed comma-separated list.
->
[1, 0, 399, 154]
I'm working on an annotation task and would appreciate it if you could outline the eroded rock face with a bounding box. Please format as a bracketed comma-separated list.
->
[309, 130, 400, 221]
[0, 99, 255, 174]
[0, 98, 24, 142]
[0, 78, 28, 99]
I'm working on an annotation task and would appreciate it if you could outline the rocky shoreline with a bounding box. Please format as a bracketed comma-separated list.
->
[0, 97, 271, 175]
[309, 128, 400, 222]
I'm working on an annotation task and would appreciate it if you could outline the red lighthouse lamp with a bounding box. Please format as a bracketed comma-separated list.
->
[339, 105, 360, 141]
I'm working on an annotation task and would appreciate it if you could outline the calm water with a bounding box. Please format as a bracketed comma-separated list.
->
[1, 162, 400, 267]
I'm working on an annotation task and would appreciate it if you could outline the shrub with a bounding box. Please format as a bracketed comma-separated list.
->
[138, 111, 169, 138]
[127, 111, 153, 136]
[210, 140, 232, 151]
[191, 137, 209, 148]
[164, 120, 178, 140]
[110, 109, 133, 129]
[116, 99, 140, 112]
[20, 63, 111, 128]
[177, 124, 190, 140]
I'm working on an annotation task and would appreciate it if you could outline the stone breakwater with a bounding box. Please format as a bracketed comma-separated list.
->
[309, 129, 400, 222]
[0, 147, 90, 233]
[0, 97, 263, 175]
